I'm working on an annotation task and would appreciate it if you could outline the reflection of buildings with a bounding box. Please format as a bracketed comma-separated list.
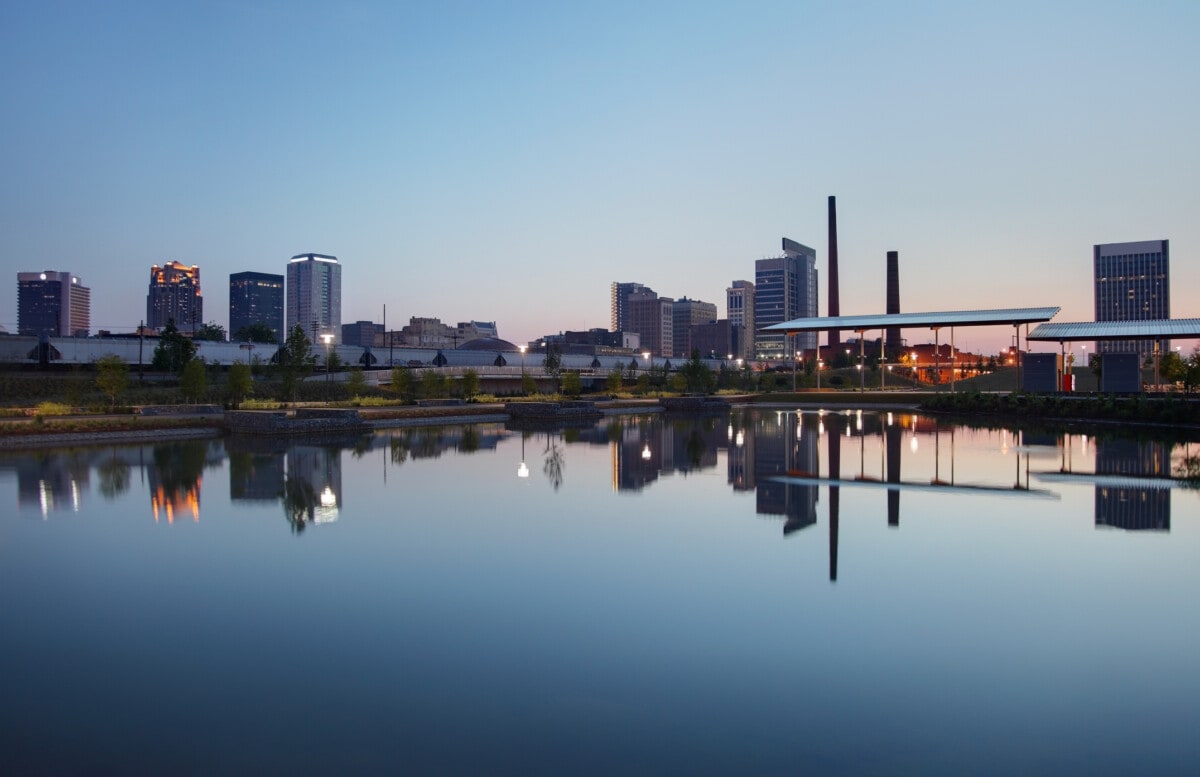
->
[286, 446, 343, 525]
[148, 443, 212, 524]
[603, 416, 725, 492]
[4, 453, 91, 517]
[754, 412, 818, 534]
[229, 449, 285, 502]
[1095, 439, 1170, 531]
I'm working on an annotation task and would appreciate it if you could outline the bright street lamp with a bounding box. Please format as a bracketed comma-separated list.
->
[321, 334, 334, 381]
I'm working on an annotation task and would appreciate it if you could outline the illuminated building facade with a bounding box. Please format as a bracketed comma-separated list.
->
[17, 270, 90, 337]
[229, 271, 284, 343]
[1093, 240, 1170, 358]
[147, 261, 202, 333]
[286, 253, 341, 344]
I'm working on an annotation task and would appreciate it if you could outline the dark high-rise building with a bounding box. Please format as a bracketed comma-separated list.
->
[286, 253, 341, 345]
[755, 238, 817, 360]
[17, 271, 90, 337]
[1094, 240, 1170, 358]
[341, 320, 384, 347]
[147, 261, 202, 333]
[229, 271, 284, 343]
[671, 297, 717, 358]
[611, 282, 651, 333]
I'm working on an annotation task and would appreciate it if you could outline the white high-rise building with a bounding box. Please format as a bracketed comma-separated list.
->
[286, 253, 341, 344]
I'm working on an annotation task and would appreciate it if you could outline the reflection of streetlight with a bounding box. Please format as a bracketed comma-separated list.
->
[518, 434, 529, 477]
[642, 443, 652, 460]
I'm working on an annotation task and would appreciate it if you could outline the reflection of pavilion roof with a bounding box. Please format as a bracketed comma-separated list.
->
[1034, 472, 1181, 490]
[460, 337, 519, 352]
[764, 307, 1061, 333]
[1028, 318, 1200, 342]
[773, 474, 1060, 499]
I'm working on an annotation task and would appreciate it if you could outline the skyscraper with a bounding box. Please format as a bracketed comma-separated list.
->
[671, 297, 717, 358]
[147, 261, 202, 333]
[726, 280, 755, 360]
[1093, 240, 1170, 358]
[229, 271, 285, 343]
[610, 282, 651, 333]
[17, 271, 90, 337]
[628, 292, 674, 357]
[755, 238, 817, 360]
[286, 253, 342, 344]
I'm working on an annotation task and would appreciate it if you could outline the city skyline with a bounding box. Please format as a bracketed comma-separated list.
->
[1, 3, 1198, 356]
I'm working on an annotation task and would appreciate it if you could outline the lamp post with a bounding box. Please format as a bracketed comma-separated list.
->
[816, 358, 822, 390]
[518, 344, 526, 371]
[643, 351, 651, 371]
[321, 334, 334, 381]
[793, 349, 799, 391]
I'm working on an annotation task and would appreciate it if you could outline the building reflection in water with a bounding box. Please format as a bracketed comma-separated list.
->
[1, 450, 92, 518]
[283, 446, 343, 532]
[1094, 439, 1171, 531]
[148, 442, 217, 524]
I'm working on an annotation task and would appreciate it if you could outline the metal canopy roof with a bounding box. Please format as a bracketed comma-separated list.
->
[764, 306, 1061, 333]
[1027, 319, 1200, 342]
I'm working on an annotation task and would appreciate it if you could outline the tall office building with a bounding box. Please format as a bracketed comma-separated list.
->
[17, 271, 90, 337]
[672, 298, 718, 358]
[1093, 240, 1170, 358]
[726, 280, 755, 360]
[611, 282, 651, 333]
[147, 261, 202, 333]
[628, 292, 674, 357]
[229, 271, 284, 343]
[755, 238, 817, 360]
[286, 253, 342, 344]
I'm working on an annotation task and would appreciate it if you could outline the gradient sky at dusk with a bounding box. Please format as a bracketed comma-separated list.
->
[2, 1, 1197, 355]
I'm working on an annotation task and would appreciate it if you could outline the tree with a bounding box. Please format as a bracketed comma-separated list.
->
[232, 322, 277, 344]
[542, 344, 562, 377]
[420, 370, 447, 398]
[194, 321, 227, 342]
[226, 361, 253, 408]
[326, 349, 343, 373]
[278, 325, 315, 403]
[152, 320, 196, 373]
[679, 350, 714, 394]
[561, 371, 582, 396]
[95, 354, 129, 411]
[460, 369, 480, 399]
[180, 358, 208, 403]
[521, 370, 537, 395]
[606, 368, 623, 394]
[390, 366, 415, 402]
[1160, 350, 1186, 385]
[346, 368, 367, 398]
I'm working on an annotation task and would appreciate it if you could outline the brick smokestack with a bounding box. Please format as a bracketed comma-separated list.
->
[827, 196, 841, 350]
[886, 250, 900, 352]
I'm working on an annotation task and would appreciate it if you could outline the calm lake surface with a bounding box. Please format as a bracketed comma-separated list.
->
[2, 408, 1198, 776]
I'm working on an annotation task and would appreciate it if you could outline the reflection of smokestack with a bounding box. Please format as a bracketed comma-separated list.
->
[886, 251, 900, 352]
[886, 424, 901, 527]
[827, 196, 840, 350]
[827, 414, 841, 582]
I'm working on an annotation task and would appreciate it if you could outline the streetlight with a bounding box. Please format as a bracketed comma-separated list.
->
[321, 334, 334, 381]
[642, 351, 651, 371]
[518, 344, 527, 371]
[816, 358, 823, 389]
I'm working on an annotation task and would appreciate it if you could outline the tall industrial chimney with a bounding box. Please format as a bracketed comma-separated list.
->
[886, 250, 900, 353]
[827, 196, 841, 350]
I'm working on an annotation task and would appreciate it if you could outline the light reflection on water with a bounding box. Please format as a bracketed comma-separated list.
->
[0, 409, 1197, 775]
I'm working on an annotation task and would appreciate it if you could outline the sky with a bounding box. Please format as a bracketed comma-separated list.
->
[1, 1, 1197, 357]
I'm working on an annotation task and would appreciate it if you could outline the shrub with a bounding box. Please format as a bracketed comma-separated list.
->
[34, 402, 73, 417]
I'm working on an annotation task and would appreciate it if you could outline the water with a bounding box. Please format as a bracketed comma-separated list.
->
[1, 409, 1197, 776]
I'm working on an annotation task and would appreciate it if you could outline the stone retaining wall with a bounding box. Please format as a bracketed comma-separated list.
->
[224, 409, 368, 435]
